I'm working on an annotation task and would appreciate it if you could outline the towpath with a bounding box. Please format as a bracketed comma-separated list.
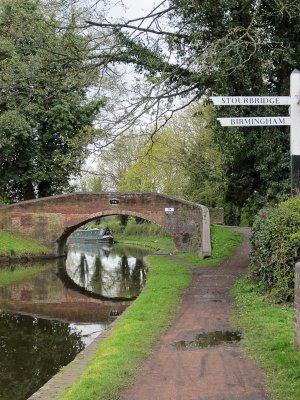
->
[120, 227, 272, 400]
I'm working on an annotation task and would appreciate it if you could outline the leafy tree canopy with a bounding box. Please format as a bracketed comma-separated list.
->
[84, 0, 300, 218]
[0, 0, 105, 202]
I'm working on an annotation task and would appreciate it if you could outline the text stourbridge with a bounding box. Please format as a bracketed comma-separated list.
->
[211, 96, 291, 106]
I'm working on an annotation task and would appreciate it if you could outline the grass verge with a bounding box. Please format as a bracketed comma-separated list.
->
[175, 225, 243, 267]
[60, 256, 191, 400]
[0, 230, 51, 256]
[115, 234, 174, 253]
[231, 278, 300, 400]
[117, 226, 243, 264]
[0, 263, 52, 288]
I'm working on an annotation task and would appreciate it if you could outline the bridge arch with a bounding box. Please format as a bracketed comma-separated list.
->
[0, 192, 211, 257]
[56, 210, 176, 254]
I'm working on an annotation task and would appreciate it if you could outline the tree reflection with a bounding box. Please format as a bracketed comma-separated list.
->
[79, 253, 88, 287]
[0, 311, 84, 400]
[90, 256, 104, 295]
[65, 244, 148, 298]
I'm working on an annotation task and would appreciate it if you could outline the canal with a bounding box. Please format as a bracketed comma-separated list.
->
[0, 242, 149, 400]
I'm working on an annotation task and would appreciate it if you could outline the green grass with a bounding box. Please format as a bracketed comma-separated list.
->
[0, 263, 52, 287]
[231, 278, 300, 400]
[116, 234, 174, 252]
[0, 230, 51, 256]
[117, 226, 243, 265]
[60, 256, 191, 400]
[175, 225, 243, 267]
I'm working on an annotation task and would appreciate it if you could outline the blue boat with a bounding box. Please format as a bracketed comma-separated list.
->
[70, 227, 113, 243]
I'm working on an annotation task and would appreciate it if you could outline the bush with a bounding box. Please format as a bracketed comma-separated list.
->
[86, 217, 167, 237]
[249, 197, 300, 303]
[122, 220, 165, 237]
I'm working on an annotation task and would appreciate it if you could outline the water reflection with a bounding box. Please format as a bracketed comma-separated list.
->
[0, 263, 128, 322]
[0, 310, 103, 400]
[65, 243, 148, 299]
[0, 243, 149, 400]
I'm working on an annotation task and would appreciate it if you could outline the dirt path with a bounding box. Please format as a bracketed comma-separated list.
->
[120, 227, 272, 400]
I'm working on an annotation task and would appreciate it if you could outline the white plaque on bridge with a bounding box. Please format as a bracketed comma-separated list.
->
[165, 207, 175, 215]
[217, 116, 291, 127]
[211, 96, 291, 106]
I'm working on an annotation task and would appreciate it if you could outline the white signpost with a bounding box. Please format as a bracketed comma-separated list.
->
[217, 116, 291, 127]
[212, 96, 291, 106]
[211, 69, 300, 194]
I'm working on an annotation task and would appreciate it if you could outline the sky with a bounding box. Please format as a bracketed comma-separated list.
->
[109, 0, 157, 20]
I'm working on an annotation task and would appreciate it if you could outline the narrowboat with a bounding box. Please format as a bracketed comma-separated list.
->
[70, 227, 113, 243]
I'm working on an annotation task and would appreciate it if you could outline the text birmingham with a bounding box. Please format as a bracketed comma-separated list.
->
[228, 117, 288, 125]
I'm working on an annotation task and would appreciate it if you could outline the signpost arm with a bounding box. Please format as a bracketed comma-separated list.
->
[290, 69, 300, 196]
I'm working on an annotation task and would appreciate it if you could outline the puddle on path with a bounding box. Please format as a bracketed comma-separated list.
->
[192, 293, 225, 303]
[170, 331, 242, 350]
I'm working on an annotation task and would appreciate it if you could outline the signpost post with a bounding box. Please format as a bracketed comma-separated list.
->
[290, 70, 300, 195]
[211, 69, 300, 195]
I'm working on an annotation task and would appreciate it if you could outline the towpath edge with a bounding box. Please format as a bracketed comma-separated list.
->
[120, 227, 272, 400]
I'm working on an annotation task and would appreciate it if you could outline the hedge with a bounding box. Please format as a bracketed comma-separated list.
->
[249, 197, 300, 303]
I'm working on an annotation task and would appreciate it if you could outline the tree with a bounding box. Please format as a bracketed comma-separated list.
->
[176, 105, 226, 208]
[84, 0, 300, 218]
[117, 104, 226, 210]
[76, 173, 103, 192]
[117, 129, 185, 195]
[0, 0, 104, 202]
[79, 131, 145, 191]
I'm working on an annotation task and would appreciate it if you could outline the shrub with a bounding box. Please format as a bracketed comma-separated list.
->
[122, 220, 165, 237]
[86, 217, 167, 237]
[249, 197, 300, 302]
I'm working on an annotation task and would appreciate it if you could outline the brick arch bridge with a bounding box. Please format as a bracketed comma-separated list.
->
[0, 192, 211, 257]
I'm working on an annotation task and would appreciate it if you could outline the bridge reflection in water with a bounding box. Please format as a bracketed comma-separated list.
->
[65, 242, 148, 300]
[0, 243, 149, 400]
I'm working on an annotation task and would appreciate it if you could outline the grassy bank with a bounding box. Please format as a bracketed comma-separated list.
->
[117, 225, 243, 266]
[231, 278, 300, 400]
[0, 230, 51, 256]
[116, 234, 174, 252]
[175, 225, 243, 267]
[0, 263, 52, 287]
[61, 256, 191, 400]
[0, 230, 53, 287]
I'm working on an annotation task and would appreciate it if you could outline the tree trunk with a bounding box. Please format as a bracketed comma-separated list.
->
[23, 181, 36, 200]
[38, 181, 52, 198]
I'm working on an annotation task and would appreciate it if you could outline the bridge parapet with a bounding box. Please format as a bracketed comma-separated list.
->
[0, 192, 211, 257]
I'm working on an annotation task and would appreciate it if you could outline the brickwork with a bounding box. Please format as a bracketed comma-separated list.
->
[0, 192, 211, 257]
[295, 262, 300, 347]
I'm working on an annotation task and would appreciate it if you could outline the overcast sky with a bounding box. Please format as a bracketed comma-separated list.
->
[108, 0, 157, 20]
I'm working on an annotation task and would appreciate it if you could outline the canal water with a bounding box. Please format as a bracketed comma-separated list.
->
[0, 242, 149, 400]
